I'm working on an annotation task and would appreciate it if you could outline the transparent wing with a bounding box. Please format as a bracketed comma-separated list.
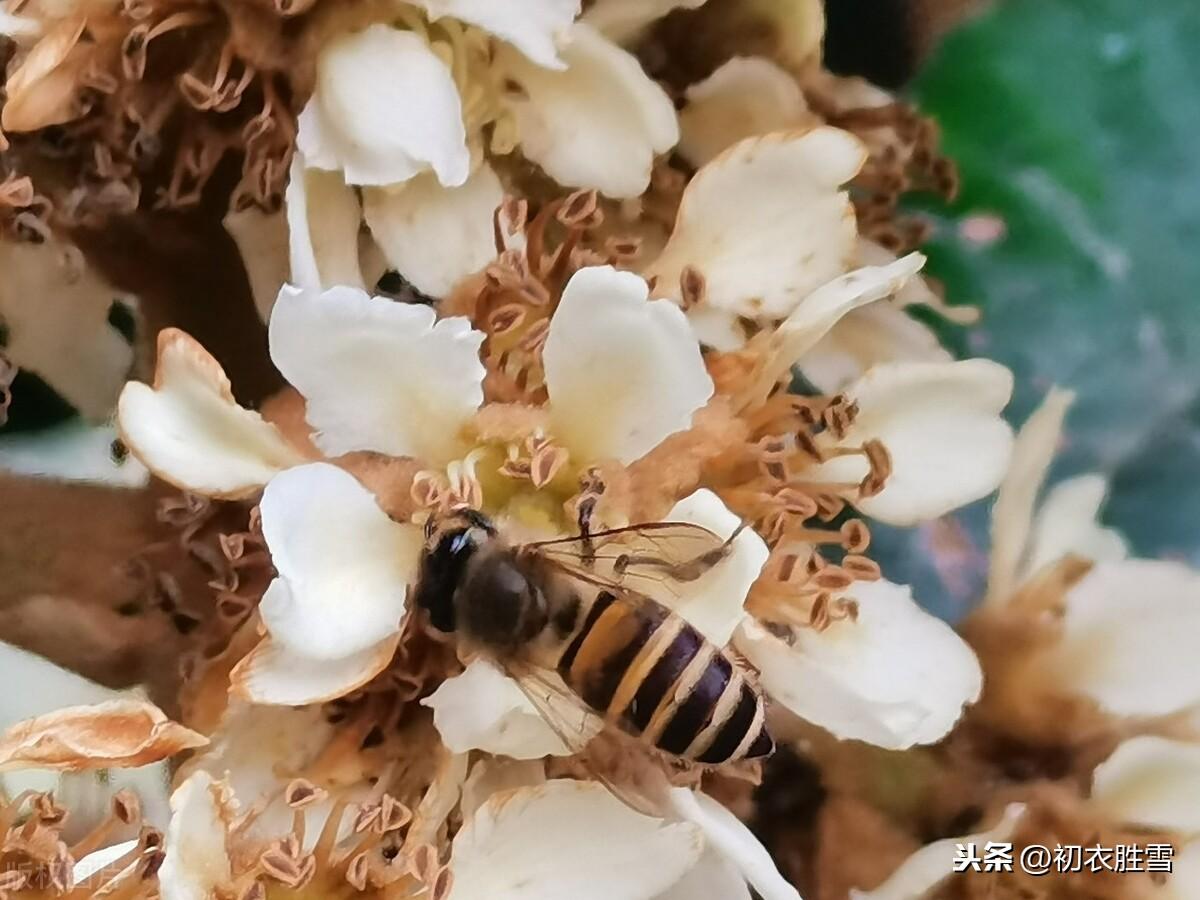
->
[500, 660, 667, 817]
[521, 522, 739, 602]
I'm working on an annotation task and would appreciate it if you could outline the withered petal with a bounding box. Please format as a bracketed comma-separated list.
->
[0, 699, 207, 771]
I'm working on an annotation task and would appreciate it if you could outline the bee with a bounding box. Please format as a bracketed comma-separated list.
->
[413, 509, 774, 767]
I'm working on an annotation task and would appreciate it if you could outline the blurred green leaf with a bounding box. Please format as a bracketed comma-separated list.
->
[872, 0, 1200, 617]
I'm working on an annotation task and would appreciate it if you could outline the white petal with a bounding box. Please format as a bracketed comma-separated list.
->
[418, 0, 579, 69]
[583, 0, 705, 43]
[856, 238, 978, 324]
[667, 789, 799, 900]
[223, 206, 289, 321]
[0, 239, 132, 420]
[0, 420, 148, 487]
[184, 702, 349, 845]
[810, 359, 1015, 526]
[736, 580, 982, 749]
[0, 11, 41, 38]
[742, 253, 927, 399]
[298, 166, 367, 290]
[544, 266, 712, 464]
[1048, 559, 1200, 718]
[0, 641, 125, 727]
[1091, 737, 1200, 833]
[159, 773, 231, 900]
[679, 57, 813, 168]
[655, 842, 749, 900]
[799, 301, 951, 394]
[850, 804, 1025, 900]
[73, 839, 140, 885]
[118, 329, 303, 498]
[258, 463, 419, 660]
[297, 25, 469, 187]
[1026, 474, 1128, 576]
[363, 165, 503, 297]
[663, 490, 767, 645]
[449, 780, 703, 900]
[268, 285, 485, 463]
[984, 387, 1074, 607]
[644, 128, 865, 322]
[461, 758, 547, 819]
[422, 659, 599, 759]
[229, 635, 399, 706]
[499, 23, 677, 198]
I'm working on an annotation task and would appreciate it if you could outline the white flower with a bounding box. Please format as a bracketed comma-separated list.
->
[984, 387, 1200, 720]
[806, 358, 1015, 526]
[450, 779, 704, 899]
[1040, 559, 1200, 719]
[159, 770, 770, 900]
[734, 579, 982, 750]
[644, 129, 865, 351]
[677, 57, 816, 169]
[120, 265, 715, 704]
[294, 2, 678, 296]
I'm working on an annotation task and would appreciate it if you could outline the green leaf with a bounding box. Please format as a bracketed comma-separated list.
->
[873, 0, 1200, 617]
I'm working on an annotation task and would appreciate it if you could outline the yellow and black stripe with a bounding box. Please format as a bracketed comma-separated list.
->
[555, 589, 773, 764]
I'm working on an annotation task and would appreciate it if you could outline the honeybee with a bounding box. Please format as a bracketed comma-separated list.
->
[414, 509, 774, 767]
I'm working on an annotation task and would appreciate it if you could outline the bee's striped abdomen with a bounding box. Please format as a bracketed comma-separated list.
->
[555, 589, 773, 764]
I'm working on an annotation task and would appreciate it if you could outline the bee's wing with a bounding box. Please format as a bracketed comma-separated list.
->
[521, 522, 738, 603]
[500, 661, 670, 818]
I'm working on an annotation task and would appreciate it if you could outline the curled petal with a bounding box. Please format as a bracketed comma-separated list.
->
[810, 359, 1015, 525]
[449, 780, 703, 900]
[544, 266, 712, 464]
[422, 659, 600, 759]
[293, 165, 368, 291]
[499, 24, 677, 198]
[297, 25, 469, 187]
[118, 329, 303, 498]
[159, 773, 232, 900]
[0, 699, 206, 772]
[663, 490, 768, 646]
[799, 301, 951, 393]
[1047, 559, 1200, 718]
[850, 805, 1025, 899]
[1026, 474, 1128, 577]
[751, 252, 927, 390]
[363, 165, 504, 297]
[645, 128, 865, 326]
[1, 18, 85, 131]
[418, 0, 578, 69]
[667, 788, 799, 900]
[985, 386, 1074, 606]
[1091, 737, 1200, 833]
[679, 57, 814, 167]
[230, 634, 400, 706]
[258, 463, 420, 661]
[736, 580, 982, 749]
[223, 205, 289, 321]
[268, 286, 485, 463]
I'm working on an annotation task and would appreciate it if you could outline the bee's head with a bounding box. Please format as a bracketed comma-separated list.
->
[414, 509, 496, 632]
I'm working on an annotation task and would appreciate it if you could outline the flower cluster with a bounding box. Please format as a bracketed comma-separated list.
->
[0, 2, 1055, 900]
[791, 389, 1200, 899]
